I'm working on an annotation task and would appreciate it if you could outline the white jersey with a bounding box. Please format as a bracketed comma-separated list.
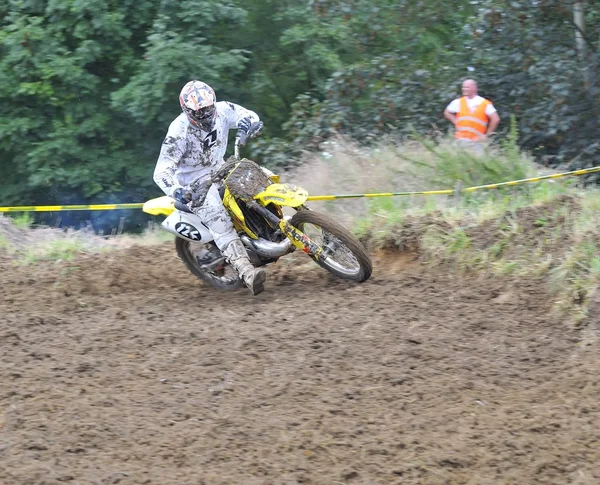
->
[446, 95, 497, 117]
[154, 101, 259, 197]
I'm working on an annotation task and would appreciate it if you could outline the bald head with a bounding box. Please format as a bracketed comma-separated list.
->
[462, 79, 478, 98]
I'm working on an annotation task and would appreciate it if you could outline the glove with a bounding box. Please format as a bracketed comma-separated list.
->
[211, 163, 234, 184]
[177, 180, 213, 208]
[237, 117, 252, 134]
[173, 187, 192, 204]
[237, 120, 263, 146]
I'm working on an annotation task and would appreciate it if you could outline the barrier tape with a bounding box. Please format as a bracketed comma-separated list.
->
[0, 203, 144, 213]
[307, 188, 454, 201]
[462, 166, 600, 192]
[306, 166, 600, 201]
[1, 166, 599, 212]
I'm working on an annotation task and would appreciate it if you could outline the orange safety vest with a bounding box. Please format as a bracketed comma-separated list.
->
[455, 97, 491, 140]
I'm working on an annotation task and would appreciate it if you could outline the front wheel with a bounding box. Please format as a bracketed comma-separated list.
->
[289, 210, 372, 282]
[175, 238, 244, 291]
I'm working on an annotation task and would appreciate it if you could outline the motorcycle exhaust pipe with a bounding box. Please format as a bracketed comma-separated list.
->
[240, 234, 295, 259]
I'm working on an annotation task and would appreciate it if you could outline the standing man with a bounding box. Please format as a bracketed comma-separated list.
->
[444, 79, 500, 149]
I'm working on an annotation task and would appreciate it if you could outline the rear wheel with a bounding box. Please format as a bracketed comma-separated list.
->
[289, 210, 372, 282]
[175, 238, 243, 290]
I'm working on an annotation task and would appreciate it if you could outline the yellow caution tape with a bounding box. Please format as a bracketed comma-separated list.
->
[306, 188, 453, 201]
[461, 166, 600, 192]
[1, 166, 599, 212]
[307, 166, 600, 201]
[0, 203, 144, 212]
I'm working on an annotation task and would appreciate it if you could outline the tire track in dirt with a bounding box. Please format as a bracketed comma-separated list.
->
[1, 244, 599, 485]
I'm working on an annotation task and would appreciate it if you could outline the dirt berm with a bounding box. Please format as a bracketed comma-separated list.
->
[1, 235, 599, 484]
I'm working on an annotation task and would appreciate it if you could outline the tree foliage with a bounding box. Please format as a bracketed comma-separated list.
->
[469, 0, 600, 166]
[1, 0, 599, 230]
[282, 0, 600, 170]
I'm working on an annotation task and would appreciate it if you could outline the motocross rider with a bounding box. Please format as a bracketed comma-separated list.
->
[153, 80, 267, 295]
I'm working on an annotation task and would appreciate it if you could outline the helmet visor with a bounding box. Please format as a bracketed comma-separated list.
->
[188, 105, 216, 130]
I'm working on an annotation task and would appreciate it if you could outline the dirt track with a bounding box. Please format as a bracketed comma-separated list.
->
[1, 244, 599, 485]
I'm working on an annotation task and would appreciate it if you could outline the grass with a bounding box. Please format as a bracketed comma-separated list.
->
[1, 218, 173, 265]
[11, 212, 34, 229]
[21, 239, 87, 264]
[548, 198, 600, 321]
[406, 185, 600, 322]
[401, 118, 532, 190]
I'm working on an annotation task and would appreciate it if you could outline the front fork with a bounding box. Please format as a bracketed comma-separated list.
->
[246, 201, 324, 261]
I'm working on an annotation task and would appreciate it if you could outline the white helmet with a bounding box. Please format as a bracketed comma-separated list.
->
[179, 80, 217, 131]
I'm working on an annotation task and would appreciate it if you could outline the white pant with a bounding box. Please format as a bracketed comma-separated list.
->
[192, 184, 238, 250]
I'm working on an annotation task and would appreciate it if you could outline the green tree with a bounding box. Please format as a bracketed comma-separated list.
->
[0, 0, 248, 219]
[467, 0, 600, 167]
[267, 0, 480, 152]
[0, 0, 156, 207]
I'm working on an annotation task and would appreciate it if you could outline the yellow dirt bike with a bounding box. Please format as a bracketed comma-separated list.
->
[143, 138, 372, 291]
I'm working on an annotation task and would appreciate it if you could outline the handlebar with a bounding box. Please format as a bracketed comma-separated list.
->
[234, 138, 241, 160]
[212, 121, 262, 183]
[211, 139, 242, 183]
[234, 121, 263, 160]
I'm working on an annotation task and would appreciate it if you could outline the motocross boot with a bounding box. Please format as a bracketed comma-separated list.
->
[222, 239, 267, 295]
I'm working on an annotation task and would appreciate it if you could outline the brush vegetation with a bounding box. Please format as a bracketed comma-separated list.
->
[0, 217, 173, 265]
[319, 126, 598, 323]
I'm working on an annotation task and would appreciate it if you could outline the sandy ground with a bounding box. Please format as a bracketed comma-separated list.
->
[1, 244, 599, 485]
